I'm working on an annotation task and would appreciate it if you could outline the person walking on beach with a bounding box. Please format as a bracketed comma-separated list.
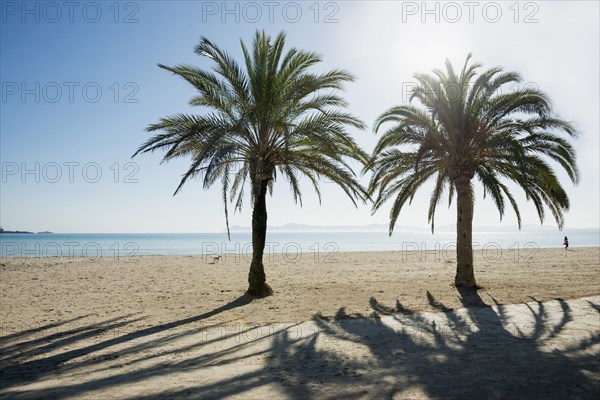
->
[563, 236, 569, 250]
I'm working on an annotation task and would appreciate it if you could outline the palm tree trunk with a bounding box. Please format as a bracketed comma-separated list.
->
[247, 179, 273, 297]
[455, 177, 477, 288]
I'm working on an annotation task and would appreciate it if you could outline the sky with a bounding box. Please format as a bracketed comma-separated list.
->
[1, 1, 598, 233]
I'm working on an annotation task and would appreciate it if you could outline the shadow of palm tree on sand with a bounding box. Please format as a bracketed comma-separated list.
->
[1, 291, 598, 399]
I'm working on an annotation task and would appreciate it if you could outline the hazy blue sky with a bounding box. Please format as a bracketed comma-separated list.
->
[1, 1, 598, 233]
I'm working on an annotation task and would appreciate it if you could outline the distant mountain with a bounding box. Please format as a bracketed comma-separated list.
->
[229, 223, 427, 233]
[227, 223, 569, 233]
[435, 224, 559, 232]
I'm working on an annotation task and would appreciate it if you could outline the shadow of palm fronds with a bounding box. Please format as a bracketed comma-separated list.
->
[1, 293, 598, 399]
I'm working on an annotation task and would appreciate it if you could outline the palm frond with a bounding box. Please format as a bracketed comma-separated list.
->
[369, 55, 579, 232]
[134, 30, 368, 235]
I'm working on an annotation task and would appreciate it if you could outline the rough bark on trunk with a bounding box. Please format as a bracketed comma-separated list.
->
[454, 177, 477, 288]
[246, 179, 273, 297]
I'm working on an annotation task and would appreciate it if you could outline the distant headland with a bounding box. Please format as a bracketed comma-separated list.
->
[0, 228, 53, 234]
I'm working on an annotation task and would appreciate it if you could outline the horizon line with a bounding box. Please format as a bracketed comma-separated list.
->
[3, 227, 599, 235]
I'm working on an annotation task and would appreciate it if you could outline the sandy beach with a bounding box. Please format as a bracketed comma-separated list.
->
[1, 247, 599, 398]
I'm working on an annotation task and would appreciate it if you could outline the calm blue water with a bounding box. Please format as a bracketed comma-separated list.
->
[1, 229, 598, 258]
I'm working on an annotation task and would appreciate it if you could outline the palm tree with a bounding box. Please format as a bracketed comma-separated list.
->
[368, 54, 579, 288]
[133, 31, 368, 297]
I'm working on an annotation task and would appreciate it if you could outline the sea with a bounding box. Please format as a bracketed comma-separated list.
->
[1, 229, 598, 259]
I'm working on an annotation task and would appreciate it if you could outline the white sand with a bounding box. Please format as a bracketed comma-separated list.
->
[1, 247, 599, 398]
